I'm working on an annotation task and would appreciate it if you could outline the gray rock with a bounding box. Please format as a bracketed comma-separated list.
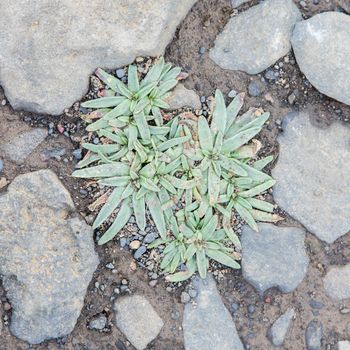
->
[248, 81, 263, 97]
[230, 0, 251, 8]
[183, 274, 244, 350]
[305, 321, 323, 350]
[133, 245, 146, 260]
[114, 295, 163, 350]
[323, 264, 350, 301]
[0, 170, 99, 344]
[272, 112, 350, 243]
[210, 0, 301, 74]
[241, 224, 309, 294]
[88, 314, 107, 330]
[338, 341, 350, 350]
[0, 128, 47, 164]
[291, 12, 350, 105]
[0, 1, 196, 115]
[267, 308, 295, 347]
[0, 159, 3, 172]
[165, 84, 201, 110]
[309, 300, 325, 310]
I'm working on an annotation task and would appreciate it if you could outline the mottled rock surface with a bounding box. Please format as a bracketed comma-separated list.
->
[183, 274, 244, 350]
[323, 264, 350, 301]
[242, 224, 308, 294]
[0, 170, 99, 344]
[165, 84, 201, 110]
[210, 0, 301, 74]
[338, 341, 350, 350]
[267, 308, 295, 347]
[305, 321, 323, 350]
[0, 0, 196, 115]
[292, 12, 350, 105]
[114, 295, 163, 350]
[272, 112, 350, 243]
[0, 128, 47, 164]
[230, 0, 251, 8]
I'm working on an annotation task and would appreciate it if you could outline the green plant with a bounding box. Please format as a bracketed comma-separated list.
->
[73, 57, 282, 281]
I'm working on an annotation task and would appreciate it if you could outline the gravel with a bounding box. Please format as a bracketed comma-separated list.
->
[88, 314, 107, 330]
[267, 308, 295, 347]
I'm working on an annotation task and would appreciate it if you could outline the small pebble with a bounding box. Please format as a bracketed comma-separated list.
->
[313, 0, 319, 4]
[106, 263, 114, 270]
[248, 81, 262, 97]
[231, 303, 239, 313]
[149, 280, 157, 287]
[199, 47, 206, 55]
[200, 96, 206, 103]
[1, 99, 6, 106]
[309, 300, 325, 310]
[129, 240, 141, 250]
[88, 314, 107, 330]
[143, 232, 156, 244]
[121, 279, 128, 285]
[265, 70, 276, 81]
[120, 237, 128, 248]
[72, 149, 82, 161]
[116, 68, 125, 78]
[340, 308, 350, 315]
[133, 245, 146, 259]
[0, 159, 4, 173]
[181, 292, 191, 304]
[228, 89, 237, 98]
[248, 304, 256, 314]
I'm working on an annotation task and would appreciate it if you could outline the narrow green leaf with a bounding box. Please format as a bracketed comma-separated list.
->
[208, 165, 220, 206]
[98, 176, 130, 187]
[140, 176, 160, 192]
[196, 249, 208, 279]
[253, 155, 274, 170]
[133, 191, 146, 230]
[93, 186, 125, 229]
[206, 250, 240, 269]
[81, 96, 126, 109]
[134, 111, 151, 141]
[251, 209, 283, 223]
[233, 201, 258, 231]
[211, 89, 226, 134]
[222, 126, 262, 153]
[247, 198, 274, 213]
[157, 135, 189, 152]
[98, 198, 132, 245]
[146, 192, 167, 239]
[202, 215, 218, 240]
[239, 179, 276, 198]
[198, 116, 213, 151]
[225, 92, 244, 132]
[72, 163, 129, 178]
[127, 65, 139, 92]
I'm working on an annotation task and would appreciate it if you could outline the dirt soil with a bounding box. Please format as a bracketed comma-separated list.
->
[0, 1, 349, 349]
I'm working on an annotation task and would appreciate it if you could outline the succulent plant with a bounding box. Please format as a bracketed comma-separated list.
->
[73, 58, 282, 281]
[150, 208, 241, 282]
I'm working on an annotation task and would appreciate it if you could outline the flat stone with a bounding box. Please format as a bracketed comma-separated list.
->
[0, 128, 47, 164]
[272, 112, 350, 243]
[114, 295, 163, 350]
[210, 0, 301, 74]
[323, 264, 350, 301]
[0, 0, 196, 115]
[230, 0, 251, 8]
[241, 223, 309, 294]
[305, 321, 323, 350]
[338, 341, 350, 350]
[165, 84, 201, 110]
[183, 274, 244, 350]
[267, 308, 295, 347]
[291, 12, 350, 105]
[0, 170, 99, 344]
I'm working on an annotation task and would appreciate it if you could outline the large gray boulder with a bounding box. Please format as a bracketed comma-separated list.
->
[0, 170, 99, 344]
[182, 274, 244, 350]
[0, 0, 196, 115]
[242, 224, 309, 295]
[292, 12, 350, 106]
[272, 112, 350, 243]
[210, 0, 301, 74]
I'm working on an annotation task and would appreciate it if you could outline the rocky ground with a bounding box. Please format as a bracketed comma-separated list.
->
[0, 0, 350, 349]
